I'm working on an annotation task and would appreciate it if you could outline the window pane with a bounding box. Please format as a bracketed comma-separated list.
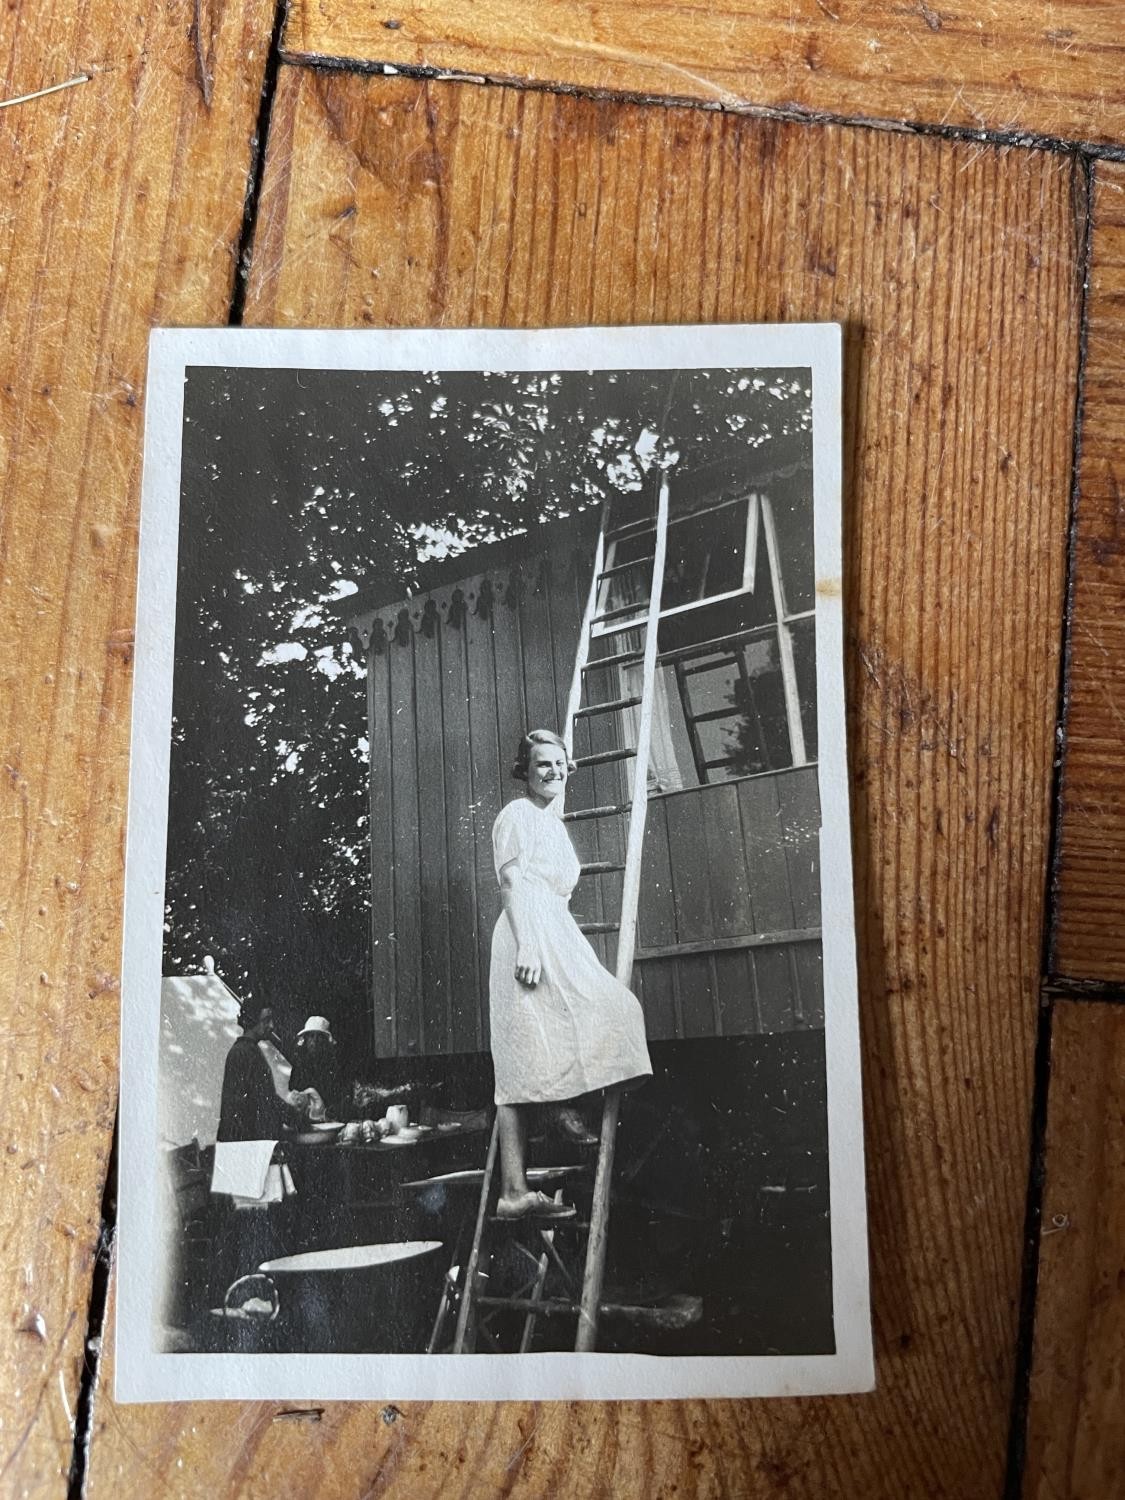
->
[612, 632, 798, 792]
[596, 534, 653, 621]
[598, 500, 755, 622]
[721, 635, 791, 776]
[662, 504, 746, 609]
[789, 617, 818, 760]
[679, 653, 740, 717]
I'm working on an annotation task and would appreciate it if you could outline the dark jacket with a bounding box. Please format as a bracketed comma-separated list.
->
[217, 1037, 292, 1142]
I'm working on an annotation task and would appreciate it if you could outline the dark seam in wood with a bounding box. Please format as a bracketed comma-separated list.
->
[66, 1115, 118, 1500]
[1043, 976, 1125, 1003]
[229, 0, 291, 325]
[1045, 153, 1094, 977]
[1002, 149, 1093, 1500]
[1003, 997, 1056, 1500]
[276, 48, 1125, 163]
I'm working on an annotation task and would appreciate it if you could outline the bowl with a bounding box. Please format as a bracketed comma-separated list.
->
[295, 1121, 344, 1146]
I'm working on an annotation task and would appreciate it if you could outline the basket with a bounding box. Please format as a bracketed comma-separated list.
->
[213, 1272, 280, 1324]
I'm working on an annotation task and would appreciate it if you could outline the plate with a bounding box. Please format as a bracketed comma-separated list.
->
[259, 1242, 443, 1274]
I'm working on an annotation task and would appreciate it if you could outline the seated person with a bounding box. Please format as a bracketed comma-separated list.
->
[218, 1003, 316, 1141]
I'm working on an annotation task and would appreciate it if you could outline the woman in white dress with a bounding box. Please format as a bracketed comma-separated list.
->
[491, 729, 652, 1220]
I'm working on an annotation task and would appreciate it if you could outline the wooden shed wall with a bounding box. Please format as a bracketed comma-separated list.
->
[363, 533, 822, 1057]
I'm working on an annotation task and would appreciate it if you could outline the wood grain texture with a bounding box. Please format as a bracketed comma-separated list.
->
[0, 0, 273, 1490]
[1024, 1001, 1125, 1500]
[1051, 160, 1125, 984]
[282, 0, 1125, 148]
[87, 68, 1079, 1497]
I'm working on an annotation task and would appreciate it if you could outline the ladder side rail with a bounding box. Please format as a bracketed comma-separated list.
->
[576, 474, 671, 1354]
[452, 1114, 500, 1354]
[615, 472, 670, 984]
[517, 1197, 564, 1353]
[562, 515, 607, 755]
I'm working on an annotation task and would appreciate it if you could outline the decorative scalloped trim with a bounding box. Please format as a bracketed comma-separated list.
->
[350, 553, 558, 652]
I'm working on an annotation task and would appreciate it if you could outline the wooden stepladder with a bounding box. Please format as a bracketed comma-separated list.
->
[447, 476, 678, 1355]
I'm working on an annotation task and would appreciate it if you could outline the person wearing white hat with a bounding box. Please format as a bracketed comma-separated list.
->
[289, 1015, 344, 1120]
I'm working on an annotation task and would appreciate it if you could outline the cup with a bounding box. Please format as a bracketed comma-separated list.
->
[384, 1104, 410, 1134]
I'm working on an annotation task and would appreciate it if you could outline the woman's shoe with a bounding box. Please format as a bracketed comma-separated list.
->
[496, 1191, 577, 1221]
[546, 1104, 599, 1147]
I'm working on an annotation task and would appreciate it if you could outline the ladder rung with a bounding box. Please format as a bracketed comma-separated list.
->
[573, 747, 637, 768]
[477, 1296, 576, 1316]
[591, 601, 649, 626]
[579, 921, 620, 934]
[597, 555, 655, 581]
[582, 650, 644, 673]
[573, 695, 642, 720]
[476, 1295, 702, 1329]
[580, 861, 626, 876]
[487, 1221, 591, 1232]
[562, 803, 628, 823]
[606, 513, 657, 539]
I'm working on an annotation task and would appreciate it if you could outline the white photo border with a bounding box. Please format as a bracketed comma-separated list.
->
[116, 323, 873, 1402]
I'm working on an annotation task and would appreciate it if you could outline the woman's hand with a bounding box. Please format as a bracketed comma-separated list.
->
[515, 945, 542, 989]
[286, 1087, 324, 1120]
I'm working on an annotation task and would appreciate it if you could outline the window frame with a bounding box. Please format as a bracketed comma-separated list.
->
[591, 490, 816, 791]
[593, 493, 762, 632]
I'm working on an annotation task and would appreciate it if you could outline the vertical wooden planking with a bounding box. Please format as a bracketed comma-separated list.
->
[632, 959, 677, 1040]
[794, 941, 825, 1028]
[674, 953, 719, 1038]
[414, 617, 451, 1053]
[664, 792, 715, 944]
[441, 611, 481, 1054]
[388, 635, 423, 1053]
[548, 548, 580, 727]
[493, 585, 528, 792]
[367, 644, 397, 1056]
[751, 944, 799, 1033]
[715, 947, 760, 1035]
[702, 782, 755, 937]
[638, 800, 677, 949]
[518, 562, 559, 732]
[465, 591, 503, 1051]
[738, 776, 797, 933]
[777, 766, 822, 929]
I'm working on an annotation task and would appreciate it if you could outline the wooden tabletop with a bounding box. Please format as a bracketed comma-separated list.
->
[3, 2, 1124, 1495]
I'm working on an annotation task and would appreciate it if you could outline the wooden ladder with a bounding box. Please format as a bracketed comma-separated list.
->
[450, 476, 672, 1355]
[564, 476, 670, 1351]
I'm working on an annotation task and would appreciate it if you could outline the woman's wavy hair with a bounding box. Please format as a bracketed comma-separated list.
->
[511, 728, 577, 781]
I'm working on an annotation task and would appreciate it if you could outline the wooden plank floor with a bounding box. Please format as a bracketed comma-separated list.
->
[283, 0, 1125, 147]
[1, 0, 1122, 1494]
[94, 69, 1080, 1499]
[1051, 160, 1125, 984]
[1024, 1002, 1125, 1499]
[0, 1, 274, 1492]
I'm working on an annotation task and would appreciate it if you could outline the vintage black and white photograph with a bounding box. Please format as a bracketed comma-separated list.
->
[117, 324, 869, 1402]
